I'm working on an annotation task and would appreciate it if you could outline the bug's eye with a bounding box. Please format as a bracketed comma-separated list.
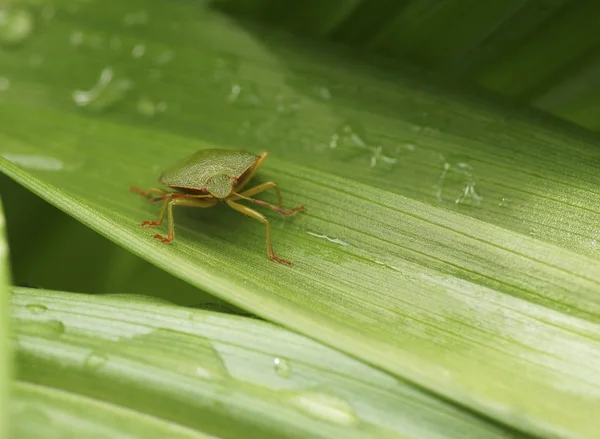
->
[206, 174, 233, 198]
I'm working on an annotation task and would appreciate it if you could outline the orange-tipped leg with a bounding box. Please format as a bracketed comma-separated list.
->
[236, 182, 304, 215]
[153, 234, 173, 243]
[254, 200, 304, 216]
[225, 199, 292, 266]
[138, 196, 215, 244]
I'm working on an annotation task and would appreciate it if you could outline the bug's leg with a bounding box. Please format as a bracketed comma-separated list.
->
[234, 151, 269, 192]
[233, 191, 304, 216]
[149, 193, 210, 202]
[130, 186, 168, 198]
[140, 199, 169, 228]
[225, 199, 291, 266]
[238, 182, 283, 208]
[152, 197, 214, 243]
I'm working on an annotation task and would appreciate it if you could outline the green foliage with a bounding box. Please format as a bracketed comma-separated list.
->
[0, 201, 11, 439]
[12, 287, 520, 439]
[2, 0, 600, 438]
[215, 0, 600, 131]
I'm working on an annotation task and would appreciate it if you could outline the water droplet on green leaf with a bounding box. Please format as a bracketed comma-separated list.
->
[84, 352, 108, 370]
[26, 304, 47, 314]
[0, 5, 34, 46]
[73, 67, 132, 111]
[273, 357, 291, 378]
[287, 392, 358, 426]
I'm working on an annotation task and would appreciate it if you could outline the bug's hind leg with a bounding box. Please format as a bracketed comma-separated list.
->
[225, 199, 291, 266]
[236, 182, 304, 214]
[130, 186, 168, 198]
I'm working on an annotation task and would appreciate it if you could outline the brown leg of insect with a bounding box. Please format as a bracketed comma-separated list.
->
[140, 191, 214, 237]
[225, 198, 291, 266]
[140, 198, 169, 228]
[238, 182, 283, 208]
[129, 186, 168, 198]
[150, 196, 216, 243]
[234, 151, 268, 192]
[233, 189, 304, 216]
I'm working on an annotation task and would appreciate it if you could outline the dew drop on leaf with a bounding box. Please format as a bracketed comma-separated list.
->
[306, 232, 349, 247]
[72, 67, 133, 111]
[273, 357, 291, 378]
[0, 5, 34, 46]
[84, 352, 108, 370]
[287, 392, 358, 426]
[131, 43, 146, 59]
[2, 153, 65, 171]
[154, 49, 175, 65]
[16, 320, 65, 338]
[137, 97, 167, 118]
[26, 304, 47, 314]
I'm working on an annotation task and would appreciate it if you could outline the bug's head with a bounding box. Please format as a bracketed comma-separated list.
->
[205, 173, 235, 198]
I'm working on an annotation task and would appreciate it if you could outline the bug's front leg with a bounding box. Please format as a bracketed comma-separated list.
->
[233, 184, 304, 215]
[150, 197, 215, 243]
[225, 198, 292, 266]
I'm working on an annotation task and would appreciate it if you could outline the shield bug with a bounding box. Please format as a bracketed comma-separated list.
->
[130, 149, 304, 266]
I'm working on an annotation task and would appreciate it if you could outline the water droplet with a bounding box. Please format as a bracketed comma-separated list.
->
[154, 50, 174, 65]
[131, 43, 145, 59]
[499, 197, 511, 207]
[123, 10, 149, 26]
[273, 357, 291, 378]
[69, 30, 84, 46]
[0, 76, 9, 92]
[195, 366, 214, 379]
[436, 157, 482, 206]
[2, 153, 64, 171]
[306, 232, 349, 247]
[329, 122, 396, 168]
[313, 85, 331, 100]
[287, 392, 358, 426]
[137, 97, 167, 117]
[73, 67, 132, 110]
[369, 145, 397, 167]
[16, 319, 65, 338]
[226, 82, 261, 106]
[84, 352, 108, 370]
[275, 94, 300, 116]
[455, 181, 483, 206]
[26, 304, 47, 314]
[528, 230, 537, 237]
[0, 5, 34, 46]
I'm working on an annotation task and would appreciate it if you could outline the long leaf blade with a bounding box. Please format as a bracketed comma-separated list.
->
[12, 288, 519, 439]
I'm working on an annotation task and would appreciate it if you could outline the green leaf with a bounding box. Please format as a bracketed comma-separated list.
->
[12, 287, 515, 439]
[0, 199, 11, 439]
[2, 1, 600, 438]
